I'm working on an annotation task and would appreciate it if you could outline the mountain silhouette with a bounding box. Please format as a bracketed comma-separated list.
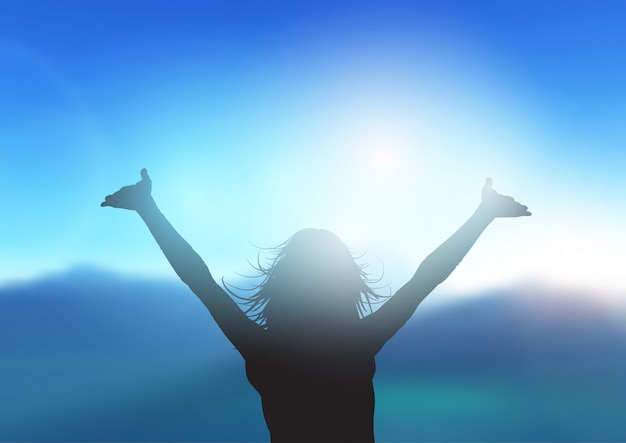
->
[2, 268, 625, 441]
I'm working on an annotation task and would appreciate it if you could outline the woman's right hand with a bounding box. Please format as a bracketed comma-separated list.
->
[478, 177, 531, 218]
[101, 168, 153, 211]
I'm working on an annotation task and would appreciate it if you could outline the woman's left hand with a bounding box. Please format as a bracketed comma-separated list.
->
[101, 168, 152, 211]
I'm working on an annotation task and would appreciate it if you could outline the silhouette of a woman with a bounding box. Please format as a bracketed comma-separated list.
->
[102, 170, 530, 442]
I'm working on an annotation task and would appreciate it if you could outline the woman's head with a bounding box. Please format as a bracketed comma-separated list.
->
[228, 229, 384, 331]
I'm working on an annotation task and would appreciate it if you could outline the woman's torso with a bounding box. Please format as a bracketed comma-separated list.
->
[245, 334, 377, 442]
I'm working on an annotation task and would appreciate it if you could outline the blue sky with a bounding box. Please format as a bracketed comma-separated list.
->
[2, 0, 626, 302]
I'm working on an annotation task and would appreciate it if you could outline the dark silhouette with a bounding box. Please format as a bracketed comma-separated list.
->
[101, 169, 530, 442]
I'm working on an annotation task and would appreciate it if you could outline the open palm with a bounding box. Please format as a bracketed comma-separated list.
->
[480, 178, 531, 218]
[101, 168, 152, 211]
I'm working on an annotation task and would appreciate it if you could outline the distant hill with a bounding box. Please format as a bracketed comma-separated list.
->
[2, 268, 626, 442]
[0, 267, 233, 359]
[378, 284, 626, 375]
[0, 268, 261, 442]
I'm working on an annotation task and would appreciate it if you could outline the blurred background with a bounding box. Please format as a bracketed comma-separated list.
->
[1, 0, 626, 441]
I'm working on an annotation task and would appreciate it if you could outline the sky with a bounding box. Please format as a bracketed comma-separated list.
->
[2, 0, 626, 303]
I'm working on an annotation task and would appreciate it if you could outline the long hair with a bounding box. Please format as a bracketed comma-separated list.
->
[224, 229, 387, 330]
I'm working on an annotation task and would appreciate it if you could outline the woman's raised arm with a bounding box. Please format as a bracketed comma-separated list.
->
[101, 169, 263, 356]
[363, 178, 531, 352]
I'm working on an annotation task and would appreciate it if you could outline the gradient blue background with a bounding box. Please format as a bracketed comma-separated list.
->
[2, 0, 626, 295]
[2, 0, 626, 441]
